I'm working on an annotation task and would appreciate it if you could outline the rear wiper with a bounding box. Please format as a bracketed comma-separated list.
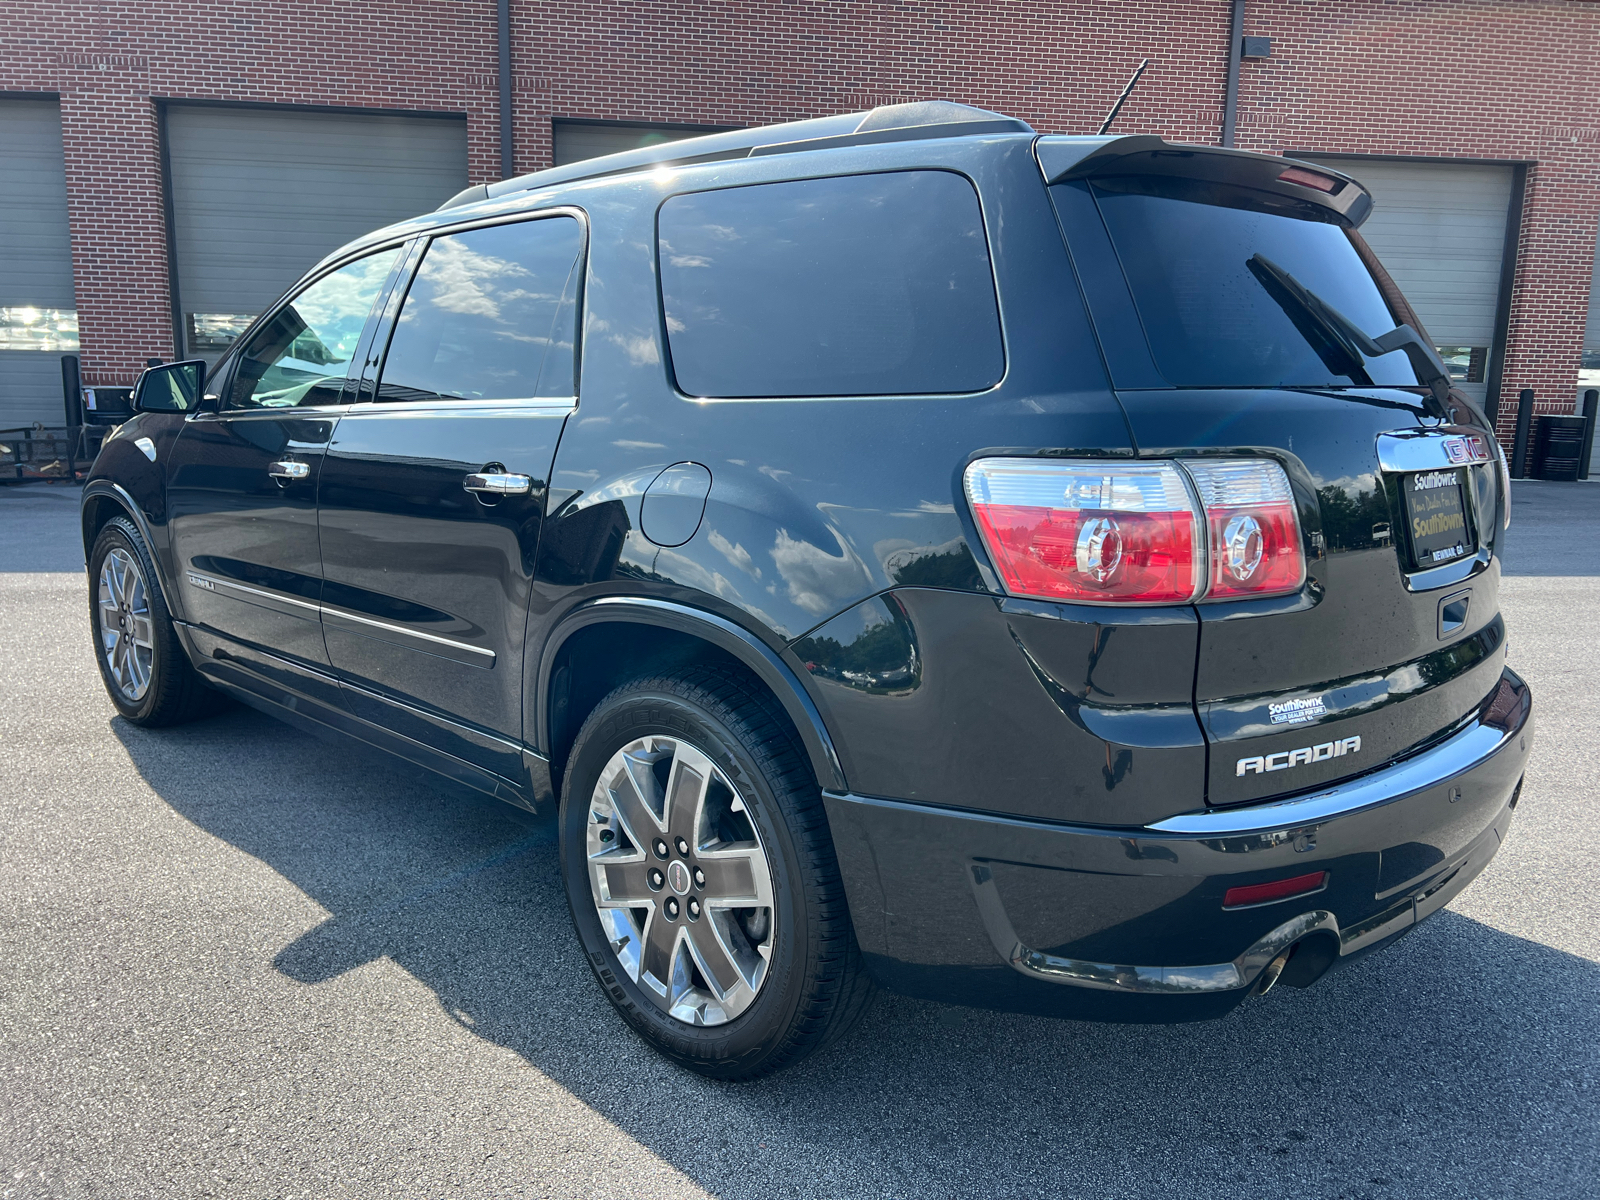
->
[1247, 253, 1452, 419]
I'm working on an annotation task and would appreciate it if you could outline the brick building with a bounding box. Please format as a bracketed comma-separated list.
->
[2, 0, 1597, 445]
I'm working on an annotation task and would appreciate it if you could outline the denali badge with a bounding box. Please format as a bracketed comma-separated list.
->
[1237, 736, 1360, 776]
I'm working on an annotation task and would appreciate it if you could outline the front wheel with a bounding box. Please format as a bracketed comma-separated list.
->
[88, 515, 217, 726]
[559, 665, 873, 1079]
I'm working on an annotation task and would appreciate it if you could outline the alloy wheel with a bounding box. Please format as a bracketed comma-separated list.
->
[97, 546, 154, 702]
[585, 735, 776, 1026]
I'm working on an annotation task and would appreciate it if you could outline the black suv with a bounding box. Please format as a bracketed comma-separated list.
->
[84, 102, 1533, 1079]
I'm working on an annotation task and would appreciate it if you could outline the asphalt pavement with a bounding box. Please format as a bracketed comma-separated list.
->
[2, 479, 1597, 1200]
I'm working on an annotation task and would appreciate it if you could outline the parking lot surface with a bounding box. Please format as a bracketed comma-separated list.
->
[2, 480, 1597, 1200]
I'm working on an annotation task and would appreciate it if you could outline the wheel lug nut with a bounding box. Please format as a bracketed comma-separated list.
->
[665, 897, 680, 919]
[648, 868, 664, 890]
[675, 836, 690, 856]
[693, 867, 705, 887]
[653, 839, 669, 859]
[687, 897, 701, 920]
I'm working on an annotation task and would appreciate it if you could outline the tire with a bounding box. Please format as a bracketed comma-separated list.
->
[559, 664, 874, 1079]
[88, 515, 218, 727]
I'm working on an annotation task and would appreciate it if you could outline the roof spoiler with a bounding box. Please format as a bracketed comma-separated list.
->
[438, 102, 1034, 211]
[1035, 135, 1373, 227]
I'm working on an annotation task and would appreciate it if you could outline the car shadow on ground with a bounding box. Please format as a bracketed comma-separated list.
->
[113, 707, 1599, 1199]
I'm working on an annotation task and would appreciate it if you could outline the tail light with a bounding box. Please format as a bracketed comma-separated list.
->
[1184, 459, 1305, 598]
[964, 457, 1304, 605]
[963, 461, 1201, 602]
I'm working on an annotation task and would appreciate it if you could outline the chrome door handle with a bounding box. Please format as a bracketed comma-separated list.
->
[463, 472, 533, 496]
[268, 460, 309, 481]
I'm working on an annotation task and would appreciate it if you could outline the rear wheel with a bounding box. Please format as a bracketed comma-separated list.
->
[559, 665, 873, 1079]
[88, 516, 217, 726]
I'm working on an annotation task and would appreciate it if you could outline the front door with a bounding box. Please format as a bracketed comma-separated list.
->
[164, 247, 402, 689]
[317, 214, 584, 781]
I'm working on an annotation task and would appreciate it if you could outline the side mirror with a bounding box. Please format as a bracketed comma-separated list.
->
[134, 359, 207, 413]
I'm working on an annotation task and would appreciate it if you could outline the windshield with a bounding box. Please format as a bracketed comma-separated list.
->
[1091, 183, 1418, 389]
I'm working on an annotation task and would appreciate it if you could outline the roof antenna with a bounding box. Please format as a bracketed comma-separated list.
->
[1098, 59, 1152, 135]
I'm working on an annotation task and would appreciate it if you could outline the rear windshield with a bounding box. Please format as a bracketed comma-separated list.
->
[658, 171, 1004, 398]
[1089, 181, 1418, 389]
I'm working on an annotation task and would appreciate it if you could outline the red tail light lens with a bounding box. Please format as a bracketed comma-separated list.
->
[1223, 871, 1328, 909]
[964, 457, 1305, 605]
[963, 460, 1202, 603]
[1184, 459, 1306, 599]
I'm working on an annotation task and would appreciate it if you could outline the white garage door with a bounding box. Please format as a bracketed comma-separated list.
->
[167, 106, 468, 362]
[0, 99, 76, 429]
[1299, 156, 1515, 409]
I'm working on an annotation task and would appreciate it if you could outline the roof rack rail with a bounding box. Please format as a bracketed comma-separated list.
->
[437, 102, 1034, 210]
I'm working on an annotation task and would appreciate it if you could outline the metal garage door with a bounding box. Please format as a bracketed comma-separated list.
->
[167, 106, 468, 362]
[552, 119, 733, 167]
[0, 98, 76, 429]
[1299, 156, 1515, 410]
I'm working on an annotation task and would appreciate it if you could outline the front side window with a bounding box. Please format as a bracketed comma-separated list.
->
[1087, 181, 1419, 389]
[228, 248, 400, 409]
[376, 216, 584, 404]
[658, 171, 1004, 398]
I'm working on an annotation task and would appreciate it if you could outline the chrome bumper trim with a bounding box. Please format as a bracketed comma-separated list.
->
[1146, 719, 1512, 836]
[970, 861, 1337, 993]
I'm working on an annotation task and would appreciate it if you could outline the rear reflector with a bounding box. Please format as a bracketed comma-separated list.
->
[963, 460, 1201, 603]
[1278, 165, 1339, 193]
[1223, 871, 1328, 909]
[963, 457, 1305, 605]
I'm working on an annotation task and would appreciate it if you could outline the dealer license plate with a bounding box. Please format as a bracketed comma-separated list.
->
[1401, 467, 1474, 570]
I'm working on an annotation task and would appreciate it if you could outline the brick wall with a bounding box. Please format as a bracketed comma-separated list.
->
[3, 0, 1596, 428]
[1226, 0, 1600, 436]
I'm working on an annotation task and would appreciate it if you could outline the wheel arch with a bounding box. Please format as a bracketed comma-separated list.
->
[80, 481, 181, 619]
[535, 597, 846, 798]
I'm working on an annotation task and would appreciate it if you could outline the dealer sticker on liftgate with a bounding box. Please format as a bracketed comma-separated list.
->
[1402, 467, 1473, 569]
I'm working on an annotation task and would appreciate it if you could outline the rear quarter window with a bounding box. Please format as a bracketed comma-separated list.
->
[658, 170, 1004, 398]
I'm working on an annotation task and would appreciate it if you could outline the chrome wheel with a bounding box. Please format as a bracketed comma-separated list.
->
[586, 735, 776, 1026]
[97, 547, 154, 702]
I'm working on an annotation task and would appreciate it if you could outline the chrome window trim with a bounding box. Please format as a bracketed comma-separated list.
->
[1146, 719, 1511, 835]
[340, 398, 575, 417]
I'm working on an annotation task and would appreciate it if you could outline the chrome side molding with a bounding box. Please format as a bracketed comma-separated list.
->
[183, 569, 495, 667]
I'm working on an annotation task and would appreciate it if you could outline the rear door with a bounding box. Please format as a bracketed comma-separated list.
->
[316, 213, 584, 782]
[1049, 162, 1508, 810]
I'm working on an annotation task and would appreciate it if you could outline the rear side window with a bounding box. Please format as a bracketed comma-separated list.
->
[377, 215, 583, 403]
[1087, 182, 1417, 389]
[658, 171, 1003, 398]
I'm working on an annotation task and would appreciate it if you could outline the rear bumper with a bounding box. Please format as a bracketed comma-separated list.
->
[823, 668, 1532, 1022]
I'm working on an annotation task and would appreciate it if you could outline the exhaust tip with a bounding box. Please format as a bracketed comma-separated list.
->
[1251, 947, 1295, 997]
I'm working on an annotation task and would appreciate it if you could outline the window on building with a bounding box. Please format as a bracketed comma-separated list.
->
[377, 216, 583, 404]
[228, 247, 400, 409]
[658, 171, 1005, 399]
